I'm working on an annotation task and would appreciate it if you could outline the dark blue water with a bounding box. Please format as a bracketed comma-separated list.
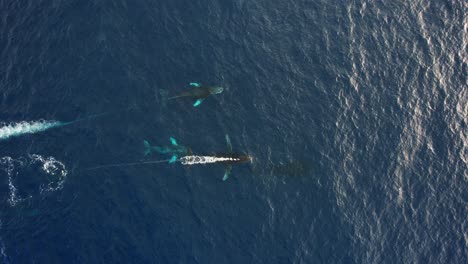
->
[0, 0, 466, 263]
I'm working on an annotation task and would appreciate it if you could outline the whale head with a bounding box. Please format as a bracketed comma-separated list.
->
[208, 86, 224, 95]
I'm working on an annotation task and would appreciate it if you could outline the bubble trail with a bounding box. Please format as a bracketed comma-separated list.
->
[0, 120, 63, 141]
[0, 155, 68, 206]
[85, 159, 172, 171]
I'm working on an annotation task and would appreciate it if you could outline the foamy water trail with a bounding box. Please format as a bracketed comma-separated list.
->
[0, 155, 68, 207]
[0, 156, 67, 261]
[30, 154, 68, 193]
[0, 120, 64, 140]
[179, 155, 241, 165]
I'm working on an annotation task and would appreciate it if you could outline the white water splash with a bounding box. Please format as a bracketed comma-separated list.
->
[30, 154, 67, 193]
[0, 120, 63, 140]
[0, 155, 68, 206]
[179, 155, 241, 165]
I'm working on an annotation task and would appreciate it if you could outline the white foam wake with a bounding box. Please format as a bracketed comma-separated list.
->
[0, 155, 68, 206]
[0, 120, 63, 140]
[30, 154, 68, 193]
[179, 155, 241, 165]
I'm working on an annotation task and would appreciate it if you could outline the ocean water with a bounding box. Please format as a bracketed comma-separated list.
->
[0, 0, 466, 263]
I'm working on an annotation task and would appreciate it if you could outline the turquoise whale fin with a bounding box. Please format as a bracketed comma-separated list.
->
[223, 165, 232, 181]
[169, 155, 178, 164]
[225, 134, 232, 153]
[193, 99, 204, 107]
[189, 82, 201, 87]
[170, 137, 178, 146]
[143, 140, 151, 156]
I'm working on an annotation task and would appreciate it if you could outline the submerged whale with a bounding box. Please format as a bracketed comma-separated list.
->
[87, 135, 250, 181]
[178, 135, 252, 181]
[161, 82, 224, 107]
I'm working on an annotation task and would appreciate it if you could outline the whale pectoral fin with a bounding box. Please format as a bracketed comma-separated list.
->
[225, 134, 232, 153]
[143, 140, 151, 156]
[170, 137, 178, 146]
[193, 99, 204, 107]
[189, 82, 201, 87]
[169, 155, 178, 164]
[223, 166, 232, 181]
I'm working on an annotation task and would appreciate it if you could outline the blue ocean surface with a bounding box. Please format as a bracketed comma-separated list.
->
[0, 0, 466, 263]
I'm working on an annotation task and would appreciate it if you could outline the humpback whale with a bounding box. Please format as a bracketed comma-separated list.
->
[161, 82, 224, 107]
[178, 134, 252, 181]
[87, 135, 251, 181]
